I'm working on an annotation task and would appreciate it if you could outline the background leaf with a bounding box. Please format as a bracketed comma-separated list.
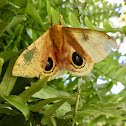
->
[0, 15, 26, 34]
[3, 95, 29, 120]
[0, 57, 17, 96]
[26, 3, 46, 31]
[0, 57, 4, 76]
[69, 12, 82, 28]
[19, 77, 48, 102]
[84, 17, 96, 29]
[103, 19, 114, 32]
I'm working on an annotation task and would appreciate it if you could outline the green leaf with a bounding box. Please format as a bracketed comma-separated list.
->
[107, 117, 125, 125]
[69, 12, 82, 28]
[0, 51, 20, 62]
[13, 25, 24, 48]
[3, 95, 29, 120]
[94, 61, 126, 85]
[106, 65, 117, 76]
[26, 3, 46, 31]
[32, 29, 38, 41]
[78, 78, 85, 89]
[121, 25, 126, 34]
[26, 28, 33, 39]
[32, 87, 58, 99]
[103, 19, 114, 31]
[7, 0, 28, 8]
[82, 73, 96, 82]
[47, 116, 57, 126]
[0, 57, 17, 96]
[0, 114, 29, 125]
[88, 115, 106, 126]
[77, 102, 123, 118]
[94, 62, 107, 70]
[43, 99, 67, 115]
[19, 77, 48, 102]
[0, 57, 4, 76]
[0, 104, 20, 115]
[84, 17, 96, 30]
[114, 67, 126, 83]
[56, 101, 71, 116]
[51, 7, 60, 25]
[46, 1, 51, 22]
[0, 15, 26, 34]
[47, 6, 67, 26]
[32, 85, 70, 99]
[30, 96, 72, 112]
[30, 97, 62, 111]
[66, 77, 79, 91]
[0, 0, 8, 7]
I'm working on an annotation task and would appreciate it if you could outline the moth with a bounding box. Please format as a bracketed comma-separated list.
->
[12, 15, 117, 79]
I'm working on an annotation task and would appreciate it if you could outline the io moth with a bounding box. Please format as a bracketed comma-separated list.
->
[12, 15, 117, 79]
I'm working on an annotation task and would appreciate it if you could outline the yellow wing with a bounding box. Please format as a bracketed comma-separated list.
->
[12, 30, 53, 78]
[62, 27, 117, 63]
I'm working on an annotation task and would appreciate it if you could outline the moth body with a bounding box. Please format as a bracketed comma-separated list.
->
[49, 24, 67, 64]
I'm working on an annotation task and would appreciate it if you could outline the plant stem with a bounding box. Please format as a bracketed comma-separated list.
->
[72, 89, 81, 126]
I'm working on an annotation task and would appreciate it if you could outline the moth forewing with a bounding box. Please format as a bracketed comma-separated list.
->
[12, 30, 51, 78]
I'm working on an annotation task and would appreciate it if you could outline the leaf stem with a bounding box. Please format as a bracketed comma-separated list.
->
[72, 89, 81, 126]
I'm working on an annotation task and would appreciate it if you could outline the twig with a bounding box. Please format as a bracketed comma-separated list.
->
[72, 89, 81, 126]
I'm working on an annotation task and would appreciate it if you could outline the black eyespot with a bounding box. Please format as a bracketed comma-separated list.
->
[72, 52, 83, 66]
[45, 57, 53, 71]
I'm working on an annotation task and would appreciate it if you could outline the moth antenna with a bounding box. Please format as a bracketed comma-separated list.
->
[51, 15, 53, 26]
[60, 13, 62, 25]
